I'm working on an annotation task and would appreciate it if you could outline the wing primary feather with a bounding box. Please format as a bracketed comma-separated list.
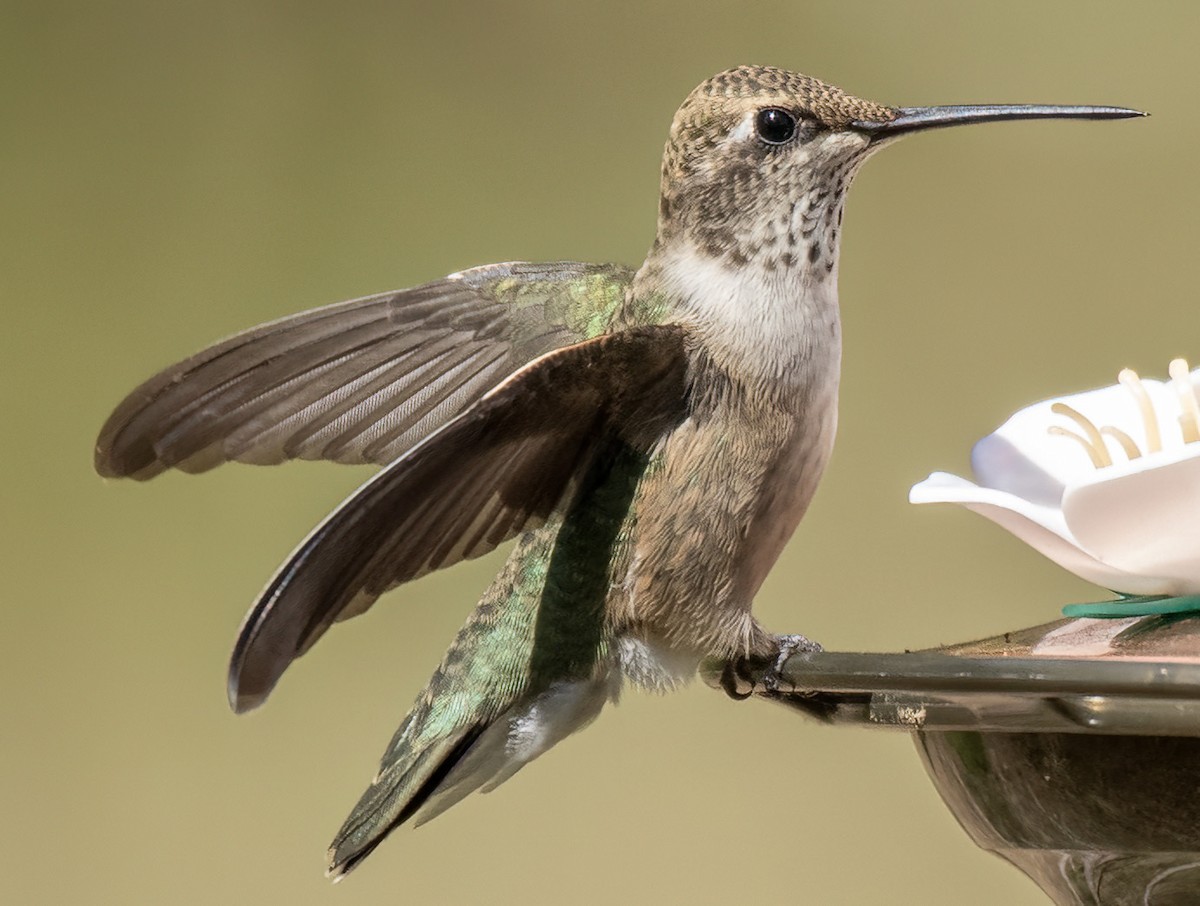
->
[99, 302, 403, 477]
[300, 342, 477, 462]
[356, 346, 510, 463]
[174, 343, 415, 468]
[221, 346, 435, 465]
[224, 340, 472, 466]
[227, 325, 688, 712]
[151, 319, 430, 469]
[97, 262, 636, 478]
[422, 451, 535, 571]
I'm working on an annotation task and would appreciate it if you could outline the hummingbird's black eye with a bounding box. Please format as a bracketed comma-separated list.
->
[755, 107, 797, 145]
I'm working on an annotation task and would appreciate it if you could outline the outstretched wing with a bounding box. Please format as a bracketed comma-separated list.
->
[95, 262, 632, 479]
[228, 325, 689, 713]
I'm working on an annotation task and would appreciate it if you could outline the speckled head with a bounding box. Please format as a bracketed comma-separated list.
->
[652, 65, 1143, 270]
[653, 66, 896, 269]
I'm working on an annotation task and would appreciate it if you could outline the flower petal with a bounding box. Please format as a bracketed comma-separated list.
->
[910, 472, 1073, 537]
[1062, 445, 1200, 594]
[970, 379, 1181, 505]
[970, 431, 1067, 508]
[910, 472, 1170, 594]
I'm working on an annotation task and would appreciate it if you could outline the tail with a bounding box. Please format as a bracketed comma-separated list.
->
[329, 434, 649, 877]
[327, 679, 610, 879]
[326, 529, 614, 879]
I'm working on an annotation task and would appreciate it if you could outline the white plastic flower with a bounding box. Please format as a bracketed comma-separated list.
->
[910, 359, 1200, 595]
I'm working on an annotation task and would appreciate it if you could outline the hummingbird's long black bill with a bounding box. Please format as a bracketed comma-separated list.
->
[852, 104, 1146, 139]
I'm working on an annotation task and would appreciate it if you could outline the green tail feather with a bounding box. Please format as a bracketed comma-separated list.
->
[328, 725, 484, 878]
[326, 440, 649, 877]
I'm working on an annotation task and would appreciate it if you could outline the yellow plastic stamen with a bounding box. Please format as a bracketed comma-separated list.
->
[1100, 426, 1143, 462]
[1169, 357, 1200, 444]
[1049, 401, 1113, 468]
[1047, 426, 1109, 468]
[1118, 368, 1162, 453]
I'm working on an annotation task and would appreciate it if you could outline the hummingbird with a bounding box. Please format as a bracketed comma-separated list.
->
[94, 65, 1141, 877]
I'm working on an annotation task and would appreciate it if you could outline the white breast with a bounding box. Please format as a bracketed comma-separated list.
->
[652, 239, 842, 401]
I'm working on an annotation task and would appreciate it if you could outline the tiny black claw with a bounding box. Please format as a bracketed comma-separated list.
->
[718, 659, 754, 700]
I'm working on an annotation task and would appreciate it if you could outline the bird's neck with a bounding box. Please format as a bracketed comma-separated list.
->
[632, 225, 844, 404]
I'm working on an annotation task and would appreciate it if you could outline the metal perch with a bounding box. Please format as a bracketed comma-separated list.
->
[704, 615, 1200, 905]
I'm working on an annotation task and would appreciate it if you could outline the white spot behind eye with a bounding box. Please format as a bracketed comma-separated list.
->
[726, 112, 755, 144]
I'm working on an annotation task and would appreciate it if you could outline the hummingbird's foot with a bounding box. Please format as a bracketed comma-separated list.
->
[714, 633, 822, 699]
[760, 633, 822, 693]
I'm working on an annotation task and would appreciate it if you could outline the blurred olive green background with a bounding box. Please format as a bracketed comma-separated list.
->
[4, 2, 1196, 904]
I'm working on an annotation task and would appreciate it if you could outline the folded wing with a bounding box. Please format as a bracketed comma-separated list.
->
[95, 262, 632, 479]
[228, 325, 689, 712]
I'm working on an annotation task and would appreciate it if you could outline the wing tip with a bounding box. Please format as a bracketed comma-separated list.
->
[227, 651, 274, 714]
[93, 453, 164, 481]
[94, 424, 170, 480]
[228, 685, 266, 715]
[94, 391, 155, 479]
[93, 432, 133, 479]
[93, 455, 122, 479]
[227, 618, 279, 713]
